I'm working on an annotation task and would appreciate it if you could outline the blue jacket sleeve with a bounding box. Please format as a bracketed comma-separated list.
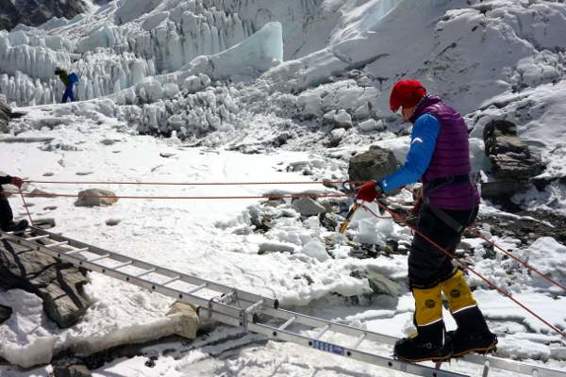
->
[379, 114, 440, 193]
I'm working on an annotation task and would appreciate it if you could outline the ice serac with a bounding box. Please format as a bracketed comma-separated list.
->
[183, 21, 284, 81]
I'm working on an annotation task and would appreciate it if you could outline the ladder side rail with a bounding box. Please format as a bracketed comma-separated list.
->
[462, 354, 566, 377]
[247, 322, 469, 377]
[262, 309, 566, 377]
[261, 307, 397, 345]
[30, 228, 278, 308]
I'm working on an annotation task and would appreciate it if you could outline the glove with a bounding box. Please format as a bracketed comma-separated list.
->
[356, 180, 383, 202]
[10, 176, 23, 189]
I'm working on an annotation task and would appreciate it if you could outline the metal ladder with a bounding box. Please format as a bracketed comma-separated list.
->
[1, 227, 564, 377]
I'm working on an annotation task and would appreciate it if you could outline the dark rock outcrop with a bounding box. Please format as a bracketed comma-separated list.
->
[481, 120, 545, 201]
[0, 238, 91, 328]
[348, 146, 398, 183]
[0, 0, 88, 31]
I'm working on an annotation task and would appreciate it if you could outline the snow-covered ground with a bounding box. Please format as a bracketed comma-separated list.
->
[1, 0, 566, 376]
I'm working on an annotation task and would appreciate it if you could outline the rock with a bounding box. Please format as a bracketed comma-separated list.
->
[105, 218, 121, 226]
[0, 0, 87, 31]
[0, 238, 91, 328]
[258, 242, 295, 255]
[366, 269, 403, 297]
[0, 99, 10, 133]
[0, 303, 12, 324]
[348, 146, 399, 183]
[43, 172, 55, 176]
[53, 362, 92, 377]
[30, 188, 58, 198]
[482, 120, 545, 205]
[160, 152, 176, 158]
[167, 302, 200, 339]
[292, 198, 327, 217]
[100, 139, 119, 146]
[75, 189, 118, 207]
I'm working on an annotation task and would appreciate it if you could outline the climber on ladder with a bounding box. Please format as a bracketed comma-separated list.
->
[355, 80, 497, 362]
[55, 67, 80, 103]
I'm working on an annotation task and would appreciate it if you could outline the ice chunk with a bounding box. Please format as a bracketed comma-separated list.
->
[302, 240, 330, 262]
[182, 22, 283, 81]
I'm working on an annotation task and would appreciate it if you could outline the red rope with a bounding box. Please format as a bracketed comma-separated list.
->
[469, 228, 566, 292]
[363, 200, 565, 338]
[18, 187, 34, 226]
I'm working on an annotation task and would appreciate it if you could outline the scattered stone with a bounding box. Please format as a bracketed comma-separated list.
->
[105, 218, 121, 226]
[258, 242, 295, 255]
[32, 217, 56, 229]
[100, 139, 120, 146]
[43, 172, 55, 177]
[30, 188, 58, 198]
[366, 268, 403, 297]
[53, 363, 92, 377]
[0, 238, 91, 328]
[0, 303, 12, 324]
[358, 119, 384, 132]
[292, 198, 327, 217]
[348, 146, 399, 183]
[44, 206, 58, 211]
[320, 212, 339, 232]
[76, 171, 94, 176]
[75, 189, 118, 207]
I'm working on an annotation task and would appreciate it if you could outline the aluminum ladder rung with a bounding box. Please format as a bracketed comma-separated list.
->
[87, 253, 111, 263]
[113, 260, 133, 270]
[45, 241, 69, 248]
[65, 247, 90, 255]
[135, 267, 156, 278]
[314, 324, 330, 340]
[162, 275, 181, 286]
[278, 316, 296, 331]
[25, 234, 51, 241]
[187, 283, 207, 294]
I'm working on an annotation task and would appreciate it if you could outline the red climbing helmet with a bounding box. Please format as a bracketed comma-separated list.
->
[389, 80, 427, 112]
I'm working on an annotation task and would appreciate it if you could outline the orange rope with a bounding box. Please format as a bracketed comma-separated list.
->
[26, 179, 358, 186]
[363, 199, 565, 338]
[23, 192, 348, 201]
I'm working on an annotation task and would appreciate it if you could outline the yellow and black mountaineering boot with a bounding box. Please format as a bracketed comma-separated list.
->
[441, 270, 497, 357]
[394, 285, 450, 362]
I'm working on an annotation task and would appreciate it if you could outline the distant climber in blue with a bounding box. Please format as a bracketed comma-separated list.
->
[54, 68, 79, 103]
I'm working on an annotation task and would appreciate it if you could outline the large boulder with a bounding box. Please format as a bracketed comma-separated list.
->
[482, 120, 545, 200]
[0, 238, 91, 328]
[348, 146, 399, 183]
[75, 189, 118, 207]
